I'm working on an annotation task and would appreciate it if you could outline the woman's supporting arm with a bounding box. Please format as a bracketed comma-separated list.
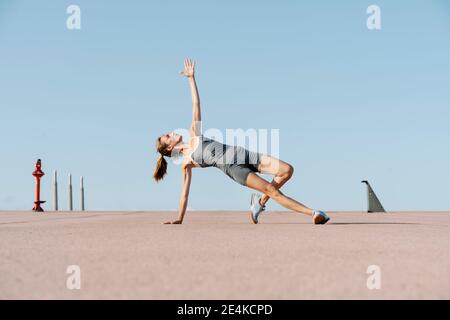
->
[164, 165, 192, 224]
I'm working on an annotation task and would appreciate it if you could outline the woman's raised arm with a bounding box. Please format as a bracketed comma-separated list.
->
[180, 58, 202, 137]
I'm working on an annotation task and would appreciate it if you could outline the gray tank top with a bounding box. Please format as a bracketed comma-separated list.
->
[190, 136, 226, 167]
[191, 136, 253, 168]
[190, 135, 259, 168]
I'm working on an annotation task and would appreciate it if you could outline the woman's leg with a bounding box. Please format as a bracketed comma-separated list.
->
[257, 155, 294, 207]
[246, 172, 313, 216]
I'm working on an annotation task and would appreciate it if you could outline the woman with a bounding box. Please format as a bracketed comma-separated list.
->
[154, 59, 330, 225]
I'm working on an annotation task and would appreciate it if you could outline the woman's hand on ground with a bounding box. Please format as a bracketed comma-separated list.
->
[180, 58, 195, 78]
[163, 219, 183, 225]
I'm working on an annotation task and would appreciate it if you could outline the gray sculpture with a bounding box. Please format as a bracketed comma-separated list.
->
[361, 180, 386, 213]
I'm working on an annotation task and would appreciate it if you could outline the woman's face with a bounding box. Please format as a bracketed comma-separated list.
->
[160, 132, 182, 151]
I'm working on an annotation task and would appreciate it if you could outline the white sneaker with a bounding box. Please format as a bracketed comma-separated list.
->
[312, 210, 330, 225]
[250, 193, 265, 224]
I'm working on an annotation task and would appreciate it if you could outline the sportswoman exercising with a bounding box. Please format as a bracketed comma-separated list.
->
[154, 59, 330, 225]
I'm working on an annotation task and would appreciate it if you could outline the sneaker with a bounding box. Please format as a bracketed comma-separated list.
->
[312, 210, 330, 225]
[250, 193, 265, 224]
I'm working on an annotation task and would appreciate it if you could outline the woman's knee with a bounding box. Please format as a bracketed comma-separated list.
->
[279, 163, 294, 179]
[286, 164, 294, 177]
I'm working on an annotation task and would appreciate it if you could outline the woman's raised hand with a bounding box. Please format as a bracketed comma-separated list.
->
[180, 58, 195, 78]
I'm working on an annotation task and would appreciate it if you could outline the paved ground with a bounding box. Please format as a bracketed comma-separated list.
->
[0, 211, 449, 299]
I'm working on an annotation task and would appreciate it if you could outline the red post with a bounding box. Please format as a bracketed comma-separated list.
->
[32, 159, 46, 212]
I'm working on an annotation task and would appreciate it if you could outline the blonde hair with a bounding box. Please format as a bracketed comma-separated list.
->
[153, 136, 171, 182]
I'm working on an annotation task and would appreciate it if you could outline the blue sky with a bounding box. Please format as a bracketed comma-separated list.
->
[0, 0, 449, 211]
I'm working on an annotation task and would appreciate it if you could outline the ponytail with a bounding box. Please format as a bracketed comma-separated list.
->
[153, 155, 168, 182]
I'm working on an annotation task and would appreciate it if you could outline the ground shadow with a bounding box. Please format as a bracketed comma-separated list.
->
[259, 222, 421, 226]
[328, 222, 420, 226]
